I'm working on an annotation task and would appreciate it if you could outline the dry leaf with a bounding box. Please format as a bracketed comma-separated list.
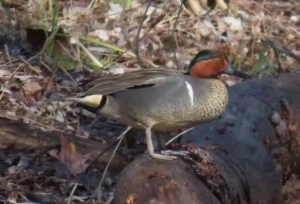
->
[94, 29, 110, 41]
[0, 69, 11, 77]
[49, 136, 91, 175]
[188, 0, 205, 16]
[126, 193, 137, 204]
[216, 0, 228, 10]
[222, 16, 243, 31]
[23, 80, 42, 95]
[108, 3, 123, 20]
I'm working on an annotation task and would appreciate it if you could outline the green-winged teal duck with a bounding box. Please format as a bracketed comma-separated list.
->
[66, 49, 251, 160]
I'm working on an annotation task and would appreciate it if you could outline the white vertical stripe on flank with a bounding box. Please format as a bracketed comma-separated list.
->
[185, 81, 194, 106]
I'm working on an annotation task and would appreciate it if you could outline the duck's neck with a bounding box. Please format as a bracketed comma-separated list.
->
[184, 70, 219, 80]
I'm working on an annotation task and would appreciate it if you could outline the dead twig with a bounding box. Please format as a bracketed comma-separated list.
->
[121, 1, 152, 69]
[67, 126, 132, 204]
[270, 42, 283, 72]
[165, 127, 194, 146]
[266, 38, 300, 63]
[96, 126, 131, 200]
[40, 61, 54, 74]
[20, 58, 43, 76]
[172, 0, 185, 69]
[4, 44, 12, 66]
[0, 64, 23, 101]
[135, 1, 152, 68]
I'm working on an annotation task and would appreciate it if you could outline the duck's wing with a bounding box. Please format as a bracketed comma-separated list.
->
[84, 68, 184, 96]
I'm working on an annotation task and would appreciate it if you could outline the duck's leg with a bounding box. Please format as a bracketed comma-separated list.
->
[145, 128, 177, 160]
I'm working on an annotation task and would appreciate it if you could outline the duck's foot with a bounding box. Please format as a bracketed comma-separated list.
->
[149, 151, 177, 160]
[161, 150, 189, 157]
[146, 128, 177, 160]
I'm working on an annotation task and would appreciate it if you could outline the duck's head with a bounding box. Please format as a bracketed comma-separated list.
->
[187, 49, 251, 79]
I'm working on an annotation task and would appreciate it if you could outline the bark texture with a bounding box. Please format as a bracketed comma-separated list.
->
[0, 116, 129, 171]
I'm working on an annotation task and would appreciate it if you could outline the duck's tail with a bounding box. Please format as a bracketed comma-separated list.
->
[64, 95, 104, 109]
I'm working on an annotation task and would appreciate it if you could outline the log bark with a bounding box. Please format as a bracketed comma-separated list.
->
[113, 73, 300, 204]
[0, 115, 129, 171]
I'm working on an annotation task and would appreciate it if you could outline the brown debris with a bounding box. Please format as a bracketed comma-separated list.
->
[23, 81, 42, 95]
[49, 136, 91, 175]
[126, 193, 137, 204]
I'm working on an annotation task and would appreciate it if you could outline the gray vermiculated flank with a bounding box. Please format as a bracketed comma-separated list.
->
[98, 74, 228, 131]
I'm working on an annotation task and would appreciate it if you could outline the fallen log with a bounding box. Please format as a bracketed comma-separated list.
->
[113, 72, 300, 204]
[0, 115, 129, 171]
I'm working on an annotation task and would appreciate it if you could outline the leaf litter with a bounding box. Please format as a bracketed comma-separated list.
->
[0, 0, 299, 203]
[49, 136, 91, 176]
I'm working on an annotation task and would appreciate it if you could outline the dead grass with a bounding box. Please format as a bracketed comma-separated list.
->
[1, 0, 299, 76]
